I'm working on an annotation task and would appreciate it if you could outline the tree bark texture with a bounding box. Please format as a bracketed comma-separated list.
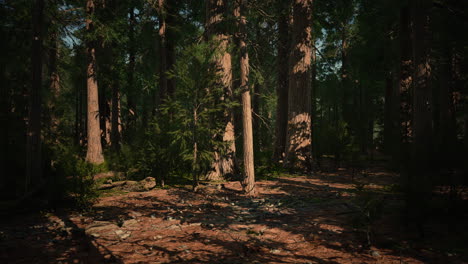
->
[85, 0, 105, 164]
[284, 0, 313, 171]
[235, 0, 255, 196]
[273, 1, 290, 162]
[205, 0, 237, 181]
[26, 0, 45, 192]
[399, 5, 413, 157]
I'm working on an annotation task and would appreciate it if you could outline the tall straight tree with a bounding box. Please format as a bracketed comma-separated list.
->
[410, 0, 433, 209]
[205, 0, 237, 180]
[26, 0, 45, 191]
[284, 0, 313, 171]
[398, 4, 413, 160]
[127, 5, 137, 130]
[158, 0, 168, 105]
[85, 0, 104, 164]
[234, 0, 255, 196]
[273, 0, 290, 162]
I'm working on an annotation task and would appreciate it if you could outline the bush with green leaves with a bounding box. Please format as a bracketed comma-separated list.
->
[134, 41, 235, 186]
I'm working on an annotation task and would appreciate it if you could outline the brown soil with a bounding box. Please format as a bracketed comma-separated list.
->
[1, 168, 467, 264]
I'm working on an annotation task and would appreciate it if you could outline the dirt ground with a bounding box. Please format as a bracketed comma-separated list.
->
[1, 168, 467, 264]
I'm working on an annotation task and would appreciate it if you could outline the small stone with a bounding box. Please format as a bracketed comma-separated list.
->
[370, 250, 380, 257]
[123, 219, 139, 227]
[164, 216, 175, 221]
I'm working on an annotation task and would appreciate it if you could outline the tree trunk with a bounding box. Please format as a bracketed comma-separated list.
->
[26, 0, 45, 192]
[111, 82, 121, 151]
[284, 0, 313, 171]
[437, 49, 457, 165]
[127, 6, 137, 131]
[205, 0, 236, 181]
[85, 0, 104, 165]
[384, 73, 393, 153]
[273, 1, 290, 162]
[409, 0, 433, 222]
[411, 0, 433, 166]
[48, 27, 60, 138]
[399, 5, 413, 161]
[158, 0, 168, 106]
[235, 0, 255, 196]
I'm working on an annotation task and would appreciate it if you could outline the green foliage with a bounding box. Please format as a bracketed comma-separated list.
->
[351, 183, 385, 246]
[125, 41, 235, 184]
[49, 142, 107, 210]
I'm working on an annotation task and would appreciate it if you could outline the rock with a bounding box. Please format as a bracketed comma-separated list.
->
[129, 211, 142, 219]
[142, 177, 156, 190]
[370, 250, 380, 257]
[114, 229, 131, 240]
[122, 219, 139, 227]
[85, 221, 118, 237]
[270, 249, 281, 254]
[164, 216, 175, 221]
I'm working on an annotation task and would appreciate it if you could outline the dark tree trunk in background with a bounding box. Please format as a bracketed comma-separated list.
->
[311, 37, 317, 163]
[158, 0, 168, 107]
[284, 0, 313, 171]
[398, 4, 413, 162]
[111, 82, 121, 151]
[48, 27, 60, 138]
[205, 0, 237, 181]
[409, 0, 433, 222]
[85, 0, 105, 165]
[235, 0, 256, 196]
[384, 73, 393, 153]
[436, 48, 457, 165]
[274, 0, 290, 162]
[127, 6, 137, 131]
[26, 0, 45, 191]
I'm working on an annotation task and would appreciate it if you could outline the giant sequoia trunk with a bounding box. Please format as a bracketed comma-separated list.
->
[205, 0, 237, 181]
[284, 0, 313, 171]
[85, 0, 104, 164]
[26, 0, 45, 191]
[235, 0, 255, 196]
[273, 1, 290, 162]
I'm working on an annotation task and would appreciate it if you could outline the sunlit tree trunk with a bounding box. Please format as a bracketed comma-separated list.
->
[25, 0, 45, 191]
[85, 0, 104, 164]
[273, 0, 290, 162]
[235, 0, 255, 196]
[205, 0, 237, 181]
[284, 0, 313, 171]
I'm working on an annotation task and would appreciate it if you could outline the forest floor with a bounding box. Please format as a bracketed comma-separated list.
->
[1, 166, 467, 264]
